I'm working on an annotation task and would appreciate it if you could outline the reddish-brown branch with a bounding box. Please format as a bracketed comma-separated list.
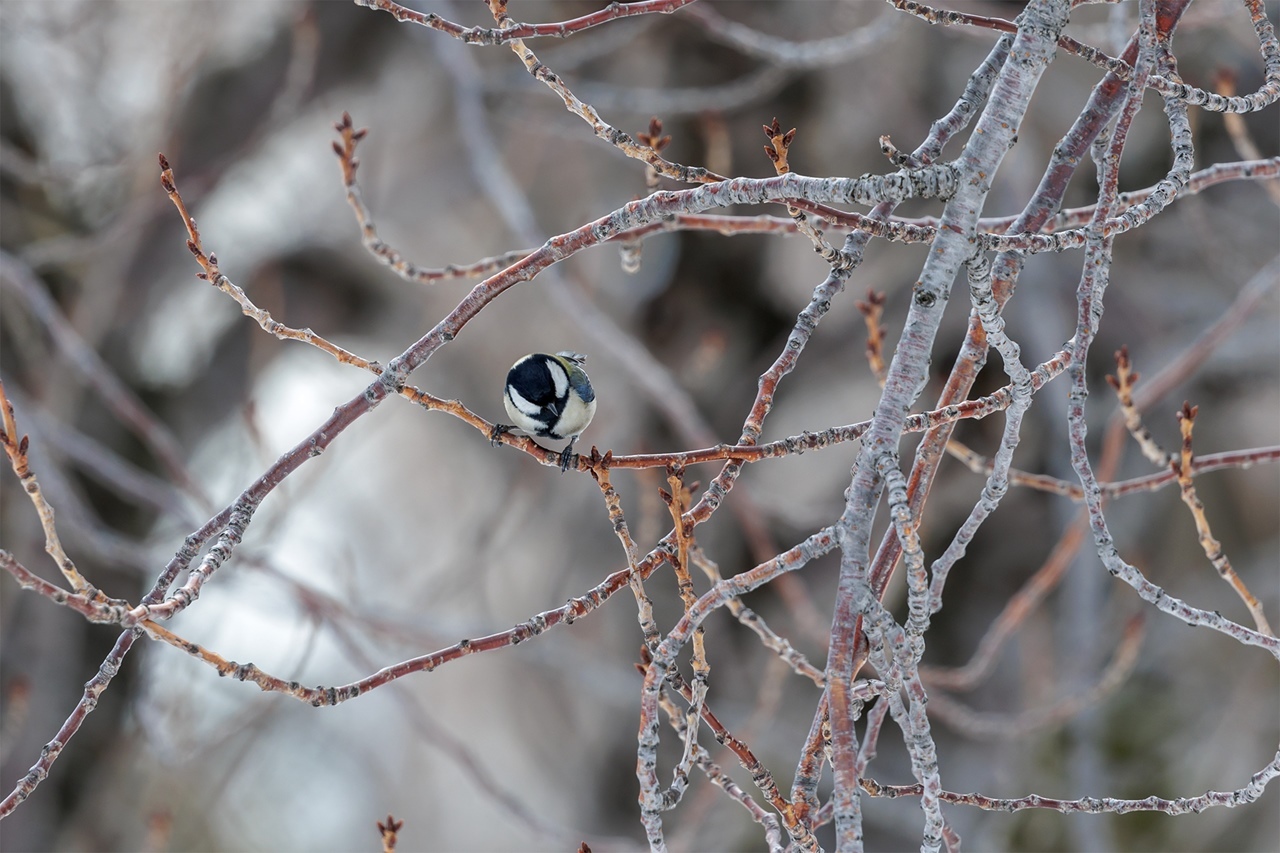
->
[1173, 404, 1274, 635]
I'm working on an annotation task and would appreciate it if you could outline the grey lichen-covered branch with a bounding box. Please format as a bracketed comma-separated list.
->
[2, 0, 1277, 849]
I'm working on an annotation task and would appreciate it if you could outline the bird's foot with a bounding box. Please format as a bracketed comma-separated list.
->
[559, 438, 578, 473]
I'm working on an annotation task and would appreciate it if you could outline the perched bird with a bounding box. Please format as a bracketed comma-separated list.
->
[491, 351, 597, 471]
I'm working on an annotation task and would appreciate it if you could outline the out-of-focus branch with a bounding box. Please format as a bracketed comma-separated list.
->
[927, 615, 1145, 737]
[0, 251, 206, 504]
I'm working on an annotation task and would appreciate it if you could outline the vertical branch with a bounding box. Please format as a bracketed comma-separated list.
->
[1173, 404, 1274, 635]
[652, 680, 785, 853]
[1062, 0, 1277, 657]
[637, 528, 837, 851]
[1106, 346, 1172, 466]
[763, 118, 852, 268]
[620, 118, 674, 272]
[926, 252, 1036, 611]
[659, 465, 710, 800]
[856, 290, 888, 387]
[3, 0, 1276, 845]
[828, 4, 1072, 849]
[876, 456, 945, 849]
[589, 452, 662, 651]
[795, 31, 1015, 839]
[790, 692, 829, 824]
[865, 0, 1191, 633]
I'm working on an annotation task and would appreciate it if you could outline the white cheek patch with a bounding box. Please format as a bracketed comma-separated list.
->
[549, 361, 569, 400]
[506, 387, 542, 419]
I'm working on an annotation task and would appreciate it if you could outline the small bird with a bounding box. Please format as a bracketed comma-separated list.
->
[491, 351, 597, 472]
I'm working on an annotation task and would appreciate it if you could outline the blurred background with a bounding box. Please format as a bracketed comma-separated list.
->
[1, 1, 1277, 850]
